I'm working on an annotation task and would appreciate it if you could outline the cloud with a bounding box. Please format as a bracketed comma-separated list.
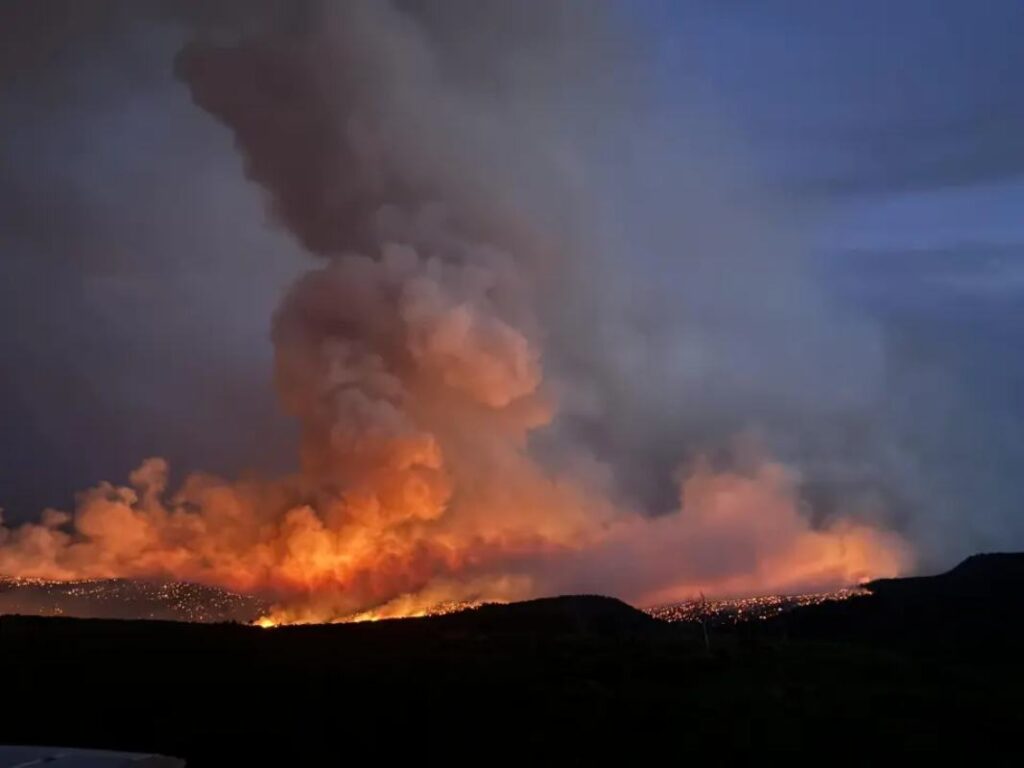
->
[673, 0, 1024, 196]
[0, 1, 306, 513]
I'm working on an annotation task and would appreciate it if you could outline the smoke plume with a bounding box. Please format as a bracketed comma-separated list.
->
[0, 1, 910, 621]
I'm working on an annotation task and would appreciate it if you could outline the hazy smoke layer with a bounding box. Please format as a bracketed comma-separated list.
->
[0, 1, 909, 621]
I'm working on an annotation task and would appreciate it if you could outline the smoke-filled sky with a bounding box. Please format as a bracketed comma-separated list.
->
[1, 1, 1022, 618]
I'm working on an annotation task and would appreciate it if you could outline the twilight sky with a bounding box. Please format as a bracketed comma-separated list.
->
[2, 0, 1023, 574]
[657, 0, 1024, 559]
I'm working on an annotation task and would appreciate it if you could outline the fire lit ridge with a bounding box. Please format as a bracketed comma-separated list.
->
[644, 588, 870, 624]
[256, 588, 871, 628]
[1, 574, 871, 628]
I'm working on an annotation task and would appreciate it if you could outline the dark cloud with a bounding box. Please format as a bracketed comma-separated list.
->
[0, 1, 304, 516]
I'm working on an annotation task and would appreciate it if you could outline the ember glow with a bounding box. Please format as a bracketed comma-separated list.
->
[645, 588, 870, 625]
[0, 2, 913, 624]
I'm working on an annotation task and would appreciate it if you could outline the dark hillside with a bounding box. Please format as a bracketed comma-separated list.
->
[2, 575, 1023, 764]
[774, 553, 1024, 650]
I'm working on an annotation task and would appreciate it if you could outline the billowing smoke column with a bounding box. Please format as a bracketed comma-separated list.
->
[0, 1, 910, 622]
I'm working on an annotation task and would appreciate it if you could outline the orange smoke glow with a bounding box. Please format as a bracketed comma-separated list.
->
[620, 460, 911, 607]
[0, 247, 910, 623]
[0, 448, 910, 625]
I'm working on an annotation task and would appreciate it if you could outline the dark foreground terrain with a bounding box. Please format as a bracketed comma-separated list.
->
[2, 555, 1023, 765]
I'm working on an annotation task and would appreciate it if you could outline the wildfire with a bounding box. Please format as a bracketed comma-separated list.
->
[255, 597, 489, 627]
[0, 339, 911, 625]
[0, 1, 915, 625]
[0, 255, 910, 624]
